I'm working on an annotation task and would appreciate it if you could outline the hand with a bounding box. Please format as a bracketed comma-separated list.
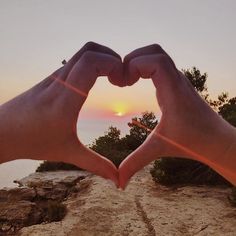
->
[119, 44, 236, 189]
[0, 42, 124, 186]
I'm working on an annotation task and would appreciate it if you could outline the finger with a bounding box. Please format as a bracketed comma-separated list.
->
[118, 130, 164, 189]
[60, 42, 122, 82]
[124, 44, 174, 86]
[128, 54, 180, 112]
[66, 51, 123, 97]
[68, 142, 119, 187]
[54, 51, 123, 115]
[118, 128, 190, 189]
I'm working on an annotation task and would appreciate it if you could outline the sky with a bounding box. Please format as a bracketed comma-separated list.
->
[0, 0, 236, 145]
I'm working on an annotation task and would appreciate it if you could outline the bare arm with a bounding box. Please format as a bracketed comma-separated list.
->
[0, 42, 124, 186]
[119, 44, 236, 189]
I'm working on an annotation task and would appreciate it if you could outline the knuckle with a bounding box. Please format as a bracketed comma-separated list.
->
[123, 53, 132, 63]
[79, 50, 96, 65]
[129, 57, 138, 70]
[83, 41, 101, 50]
[151, 43, 162, 51]
[158, 54, 172, 68]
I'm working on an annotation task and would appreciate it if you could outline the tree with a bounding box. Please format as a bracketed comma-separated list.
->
[122, 112, 158, 151]
[218, 97, 236, 126]
[89, 126, 130, 167]
[36, 161, 81, 172]
[182, 67, 207, 93]
[89, 113, 158, 167]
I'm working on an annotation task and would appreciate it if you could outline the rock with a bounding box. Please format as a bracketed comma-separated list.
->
[0, 187, 36, 202]
[19, 167, 236, 236]
[0, 171, 89, 235]
[0, 200, 38, 222]
[0, 200, 43, 234]
[35, 183, 68, 201]
[14, 171, 89, 188]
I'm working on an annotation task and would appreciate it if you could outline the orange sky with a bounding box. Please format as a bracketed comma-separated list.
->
[79, 78, 159, 120]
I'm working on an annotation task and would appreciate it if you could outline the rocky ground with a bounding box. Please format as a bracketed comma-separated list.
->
[0, 171, 89, 235]
[8, 166, 235, 236]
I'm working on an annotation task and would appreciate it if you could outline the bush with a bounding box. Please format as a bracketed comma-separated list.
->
[150, 158, 231, 186]
[89, 126, 132, 167]
[36, 161, 82, 172]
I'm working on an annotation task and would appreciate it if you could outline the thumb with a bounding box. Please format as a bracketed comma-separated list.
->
[118, 130, 165, 189]
[66, 141, 119, 187]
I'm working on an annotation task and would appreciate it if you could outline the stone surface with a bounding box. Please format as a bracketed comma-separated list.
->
[14, 171, 89, 187]
[0, 171, 89, 235]
[19, 167, 236, 236]
[0, 200, 35, 221]
[0, 187, 36, 202]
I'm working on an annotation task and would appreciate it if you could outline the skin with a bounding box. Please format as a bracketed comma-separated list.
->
[119, 44, 236, 189]
[1, 42, 236, 189]
[0, 42, 125, 187]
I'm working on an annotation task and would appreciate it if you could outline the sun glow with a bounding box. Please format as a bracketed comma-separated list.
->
[115, 111, 124, 117]
[111, 102, 129, 117]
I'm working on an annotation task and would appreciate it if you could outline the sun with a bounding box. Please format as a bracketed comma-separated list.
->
[115, 111, 124, 117]
[111, 102, 129, 117]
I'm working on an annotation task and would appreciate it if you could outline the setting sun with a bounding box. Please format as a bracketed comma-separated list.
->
[115, 112, 124, 117]
[111, 101, 129, 117]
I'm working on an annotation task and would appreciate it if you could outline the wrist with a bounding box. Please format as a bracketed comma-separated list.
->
[221, 128, 236, 185]
[199, 111, 235, 162]
[0, 101, 22, 163]
[201, 116, 236, 185]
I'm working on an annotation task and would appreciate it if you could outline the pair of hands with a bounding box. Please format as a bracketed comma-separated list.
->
[2, 42, 234, 189]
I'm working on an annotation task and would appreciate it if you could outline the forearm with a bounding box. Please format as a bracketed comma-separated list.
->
[0, 102, 16, 163]
[0, 96, 28, 164]
[213, 126, 236, 186]
[201, 116, 236, 186]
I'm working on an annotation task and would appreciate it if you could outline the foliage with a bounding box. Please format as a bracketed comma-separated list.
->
[89, 126, 131, 167]
[150, 158, 229, 186]
[89, 113, 157, 167]
[36, 161, 81, 172]
[218, 97, 236, 126]
[182, 67, 208, 95]
[124, 112, 158, 150]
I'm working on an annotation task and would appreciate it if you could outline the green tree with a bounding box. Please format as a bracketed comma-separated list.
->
[218, 97, 236, 126]
[89, 112, 158, 167]
[122, 112, 158, 151]
[36, 161, 81, 172]
[89, 126, 130, 167]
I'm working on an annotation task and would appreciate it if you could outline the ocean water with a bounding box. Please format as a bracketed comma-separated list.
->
[0, 160, 42, 188]
[0, 116, 134, 188]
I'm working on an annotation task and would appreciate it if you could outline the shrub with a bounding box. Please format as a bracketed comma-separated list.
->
[36, 161, 82, 172]
[150, 158, 230, 186]
[89, 126, 132, 167]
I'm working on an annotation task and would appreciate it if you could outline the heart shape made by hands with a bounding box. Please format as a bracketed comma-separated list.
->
[56, 42, 230, 190]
